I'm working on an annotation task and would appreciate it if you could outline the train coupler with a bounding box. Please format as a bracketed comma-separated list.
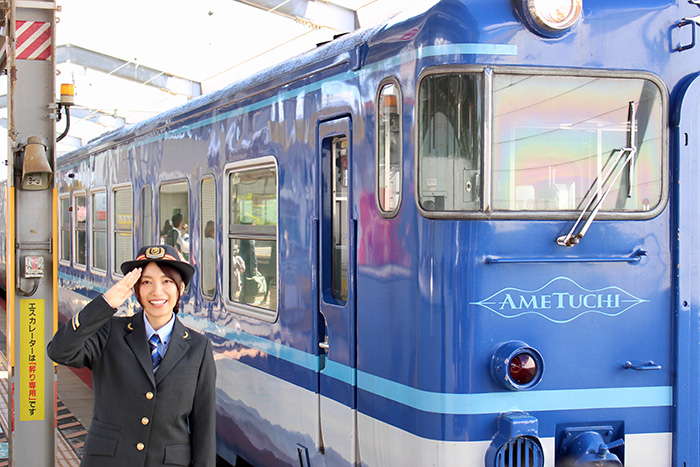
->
[557, 425, 624, 467]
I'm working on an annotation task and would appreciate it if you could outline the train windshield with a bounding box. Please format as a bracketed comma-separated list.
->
[418, 71, 664, 215]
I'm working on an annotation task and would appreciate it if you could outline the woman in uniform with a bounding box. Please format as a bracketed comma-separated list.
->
[48, 245, 216, 467]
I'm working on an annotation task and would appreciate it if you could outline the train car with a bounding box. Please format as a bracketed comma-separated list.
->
[29, 0, 700, 465]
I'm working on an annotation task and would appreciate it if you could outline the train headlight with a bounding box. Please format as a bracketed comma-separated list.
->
[514, 0, 583, 37]
[491, 341, 544, 391]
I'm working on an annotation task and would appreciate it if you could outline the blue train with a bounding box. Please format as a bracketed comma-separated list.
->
[6, 0, 700, 465]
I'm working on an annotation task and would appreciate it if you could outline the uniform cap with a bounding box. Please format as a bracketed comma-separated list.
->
[120, 245, 195, 286]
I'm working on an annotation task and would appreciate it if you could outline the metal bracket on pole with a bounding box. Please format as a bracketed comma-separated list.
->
[16, 240, 52, 252]
[13, 1, 57, 10]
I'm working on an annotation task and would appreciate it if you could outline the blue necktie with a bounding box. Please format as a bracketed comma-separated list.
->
[149, 334, 162, 373]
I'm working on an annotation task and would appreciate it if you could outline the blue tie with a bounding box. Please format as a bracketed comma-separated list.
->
[149, 334, 162, 373]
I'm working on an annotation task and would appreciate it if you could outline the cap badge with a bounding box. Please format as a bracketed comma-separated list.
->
[145, 247, 166, 259]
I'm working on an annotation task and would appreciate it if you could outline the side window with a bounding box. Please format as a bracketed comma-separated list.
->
[142, 185, 152, 246]
[114, 186, 133, 275]
[159, 181, 190, 261]
[377, 81, 402, 215]
[91, 190, 107, 272]
[200, 177, 217, 298]
[227, 162, 277, 316]
[59, 195, 70, 263]
[74, 192, 87, 268]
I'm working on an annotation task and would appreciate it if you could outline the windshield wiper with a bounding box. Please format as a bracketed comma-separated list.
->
[557, 101, 637, 247]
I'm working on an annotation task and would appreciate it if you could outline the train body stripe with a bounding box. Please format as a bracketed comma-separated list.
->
[359, 372, 672, 414]
[57, 279, 673, 418]
[181, 310, 319, 372]
[179, 313, 672, 415]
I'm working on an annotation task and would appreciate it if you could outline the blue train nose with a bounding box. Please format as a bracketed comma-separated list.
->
[559, 428, 624, 467]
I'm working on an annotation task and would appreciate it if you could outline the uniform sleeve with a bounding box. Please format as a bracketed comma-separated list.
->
[190, 337, 217, 467]
[46, 295, 116, 369]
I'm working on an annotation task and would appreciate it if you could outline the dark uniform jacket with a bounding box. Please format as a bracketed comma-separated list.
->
[47, 295, 216, 467]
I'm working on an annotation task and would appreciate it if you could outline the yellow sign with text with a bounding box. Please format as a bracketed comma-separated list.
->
[20, 299, 44, 421]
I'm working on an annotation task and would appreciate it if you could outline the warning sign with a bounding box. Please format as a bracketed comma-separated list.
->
[16, 21, 51, 60]
[20, 299, 45, 421]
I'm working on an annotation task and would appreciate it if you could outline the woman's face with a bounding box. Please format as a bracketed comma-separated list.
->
[138, 262, 184, 326]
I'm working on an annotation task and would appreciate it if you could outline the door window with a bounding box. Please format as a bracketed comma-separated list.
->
[330, 136, 348, 302]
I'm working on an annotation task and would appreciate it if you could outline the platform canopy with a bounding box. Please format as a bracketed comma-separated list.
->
[0, 0, 426, 171]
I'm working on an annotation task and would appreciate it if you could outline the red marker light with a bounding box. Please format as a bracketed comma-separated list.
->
[492, 341, 544, 390]
[509, 352, 538, 386]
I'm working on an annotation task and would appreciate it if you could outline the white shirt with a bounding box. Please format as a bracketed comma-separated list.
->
[175, 228, 190, 256]
[144, 312, 175, 359]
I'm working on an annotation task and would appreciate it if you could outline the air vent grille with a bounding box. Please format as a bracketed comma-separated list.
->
[494, 436, 544, 467]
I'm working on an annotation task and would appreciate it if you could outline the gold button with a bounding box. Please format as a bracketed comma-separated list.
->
[145, 392, 154, 400]
[141, 417, 149, 425]
[136, 443, 145, 451]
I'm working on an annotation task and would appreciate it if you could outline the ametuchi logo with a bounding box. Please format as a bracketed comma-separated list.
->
[470, 276, 649, 323]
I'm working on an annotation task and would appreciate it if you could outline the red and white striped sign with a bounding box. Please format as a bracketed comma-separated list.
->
[16, 21, 51, 60]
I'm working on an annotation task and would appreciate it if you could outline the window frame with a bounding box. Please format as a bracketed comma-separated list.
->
[414, 65, 669, 220]
[223, 156, 279, 322]
[72, 190, 88, 271]
[89, 188, 108, 276]
[59, 194, 71, 266]
[141, 185, 153, 247]
[375, 77, 403, 218]
[112, 183, 134, 277]
[200, 175, 217, 300]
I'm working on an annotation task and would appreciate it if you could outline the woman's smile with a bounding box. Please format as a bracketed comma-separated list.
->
[139, 262, 184, 329]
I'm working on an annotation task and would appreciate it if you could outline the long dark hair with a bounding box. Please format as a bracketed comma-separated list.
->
[133, 262, 184, 313]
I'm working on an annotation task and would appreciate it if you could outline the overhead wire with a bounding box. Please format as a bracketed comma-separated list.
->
[202, 28, 319, 84]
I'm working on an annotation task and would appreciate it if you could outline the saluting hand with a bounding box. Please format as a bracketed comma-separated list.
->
[103, 268, 142, 309]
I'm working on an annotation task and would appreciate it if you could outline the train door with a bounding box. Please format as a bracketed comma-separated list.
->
[317, 116, 358, 465]
[674, 73, 700, 465]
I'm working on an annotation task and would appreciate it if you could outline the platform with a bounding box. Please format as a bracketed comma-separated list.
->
[0, 298, 92, 466]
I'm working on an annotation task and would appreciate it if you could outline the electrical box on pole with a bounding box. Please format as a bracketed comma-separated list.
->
[4, 0, 58, 465]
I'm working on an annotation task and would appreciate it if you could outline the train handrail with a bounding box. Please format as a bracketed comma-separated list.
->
[678, 17, 698, 52]
[484, 249, 647, 264]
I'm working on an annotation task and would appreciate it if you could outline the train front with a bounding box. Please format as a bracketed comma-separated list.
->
[356, 0, 696, 465]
